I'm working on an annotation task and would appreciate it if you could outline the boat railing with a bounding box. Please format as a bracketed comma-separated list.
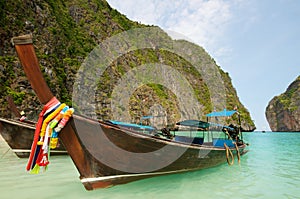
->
[106, 119, 237, 147]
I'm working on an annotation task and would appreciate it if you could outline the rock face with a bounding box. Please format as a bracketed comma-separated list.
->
[266, 76, 300, 131]
[0, 0, 255, 130]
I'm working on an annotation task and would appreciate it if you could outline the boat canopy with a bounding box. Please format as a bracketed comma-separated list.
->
[176, 120, 210, 129]
[140, 116, 154, 120]
[206, 109, 237, 117]
[108, 120, 156, 131]
[140, 115, 165, 120]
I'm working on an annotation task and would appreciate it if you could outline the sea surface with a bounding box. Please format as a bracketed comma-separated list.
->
[1, 132, 300, 199]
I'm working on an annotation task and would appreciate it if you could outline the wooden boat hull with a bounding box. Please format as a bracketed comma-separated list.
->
[0, 118, 67, 158]
[63, 115, 245, 190]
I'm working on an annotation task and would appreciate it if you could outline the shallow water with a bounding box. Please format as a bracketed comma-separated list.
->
[0, 132, 299, 199]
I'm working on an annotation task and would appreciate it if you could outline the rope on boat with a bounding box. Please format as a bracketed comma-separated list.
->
[235, 142, 241, 164]
[224, 143, 234, 166]
[224, 128, 241, 165]
[26, 97, 74, 174]
[0, 148, 12, 159]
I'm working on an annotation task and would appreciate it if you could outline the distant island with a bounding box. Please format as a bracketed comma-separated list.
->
[266, 75, 300, 131]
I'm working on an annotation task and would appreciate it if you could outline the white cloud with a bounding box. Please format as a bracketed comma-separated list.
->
[107, 0, 247, 62]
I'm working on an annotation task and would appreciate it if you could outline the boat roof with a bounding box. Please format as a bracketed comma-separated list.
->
[108, 120, 156, 131]
[206, 109, 237, 117]
[140, 116, 153, 120]
[140, 115, 165, 120]
[176, 120, 209, 128]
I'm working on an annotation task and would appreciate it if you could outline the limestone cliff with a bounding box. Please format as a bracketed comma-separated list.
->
[0, 0, 255, 130]
[266, 76, 300, 131]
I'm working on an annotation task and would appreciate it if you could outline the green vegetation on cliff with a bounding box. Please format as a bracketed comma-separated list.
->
[276, 76, 300, 112]
[0, 0, 255, 130]
[266, 75, 300, 131]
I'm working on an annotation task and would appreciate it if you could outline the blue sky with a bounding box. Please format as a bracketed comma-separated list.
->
[106, 0, 300, 131]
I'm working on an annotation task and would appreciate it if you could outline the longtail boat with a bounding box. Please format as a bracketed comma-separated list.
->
[1, 96, 66, 158]
[11, 34, 248, 190]
[0, 117, 66, 158]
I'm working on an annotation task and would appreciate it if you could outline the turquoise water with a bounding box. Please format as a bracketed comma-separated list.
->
[1, 132, 300, 199]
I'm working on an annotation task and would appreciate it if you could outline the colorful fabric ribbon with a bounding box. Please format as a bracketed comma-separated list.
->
[26, 97, 74, 174]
